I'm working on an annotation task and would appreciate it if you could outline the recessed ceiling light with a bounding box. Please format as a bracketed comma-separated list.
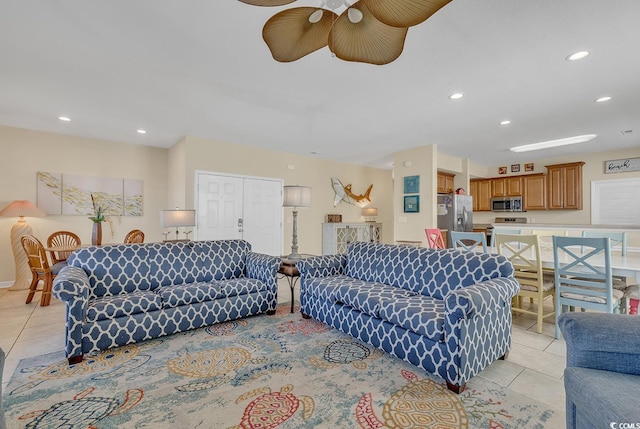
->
[565, 50, 590, 61]
[58, 116, 71, 122]
[510, 134, 597, 153]
[449, 92, 464, 100]
[137, 129, 147, 134]
[595, 96, 612, 103]
[500, 120, 511, 125]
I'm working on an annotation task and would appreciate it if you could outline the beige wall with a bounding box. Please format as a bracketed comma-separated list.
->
[0, 125, 168, 283]
[173, 136, 394, 256]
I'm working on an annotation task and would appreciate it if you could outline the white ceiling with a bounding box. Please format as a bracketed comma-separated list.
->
[1, 0, 639, 169]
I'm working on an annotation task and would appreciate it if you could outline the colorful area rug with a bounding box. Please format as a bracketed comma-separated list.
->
[4, 305, 561, 428]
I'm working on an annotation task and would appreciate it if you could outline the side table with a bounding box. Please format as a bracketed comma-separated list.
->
[278, 254, 314, 313]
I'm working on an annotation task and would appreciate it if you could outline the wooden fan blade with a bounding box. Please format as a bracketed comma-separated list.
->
[263, 8, 338, 62]
[238, 0, 297, 6]
[328, 3, 408, 65]
[361, 0, 451, 28]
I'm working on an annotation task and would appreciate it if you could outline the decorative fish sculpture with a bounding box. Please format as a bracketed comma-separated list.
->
[331, 177, 373, 207]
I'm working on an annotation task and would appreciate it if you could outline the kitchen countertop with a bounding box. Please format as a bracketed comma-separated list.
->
[490, 223, 640, 231]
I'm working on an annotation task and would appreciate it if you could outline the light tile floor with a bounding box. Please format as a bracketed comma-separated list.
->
[0, 284, 567, 422]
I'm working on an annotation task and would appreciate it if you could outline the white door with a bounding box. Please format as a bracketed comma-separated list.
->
[197, 174, 244, 241]
[243, 178, 282, 255]
[196, 172, 283, 256]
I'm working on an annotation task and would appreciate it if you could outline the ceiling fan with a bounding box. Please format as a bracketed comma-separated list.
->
[237, 0, 452, 65]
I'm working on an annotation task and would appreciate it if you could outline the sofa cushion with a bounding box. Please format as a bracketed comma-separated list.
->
[194, 240, 249, 282]
[421, 249, 513, 300]
[149, 242, 200, 287]
[86, 290, 162, 322]
[156, 277, 265, 309]
[332, 281, 417, 318]
[68, 245, 153, 299]
[565, 367, 640, 428]
[303, 275, 352, 302]
[345, 241, 384, 282]
[378, 295, 445, 342]
[374, 245, 428, 292]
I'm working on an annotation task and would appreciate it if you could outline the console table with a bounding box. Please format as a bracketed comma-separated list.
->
[322, 222, 382, 255]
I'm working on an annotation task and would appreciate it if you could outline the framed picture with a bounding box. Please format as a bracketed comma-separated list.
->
[403, 175, 420, 194]
[404, 195, 420, 213]
[511, 164, 520, 173]
[498, 166, 507, 175]
[525, 162, 534, 172]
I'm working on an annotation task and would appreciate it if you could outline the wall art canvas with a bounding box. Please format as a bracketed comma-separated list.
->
[404, 195, 420, 213]
[498, 167, 507, 175]
[403, 175, 420, 194]
[525, 163, 534, 172]
[37, 172, 143, 216]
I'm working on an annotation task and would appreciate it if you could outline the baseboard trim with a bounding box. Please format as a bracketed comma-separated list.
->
[0, 281, 14, 289]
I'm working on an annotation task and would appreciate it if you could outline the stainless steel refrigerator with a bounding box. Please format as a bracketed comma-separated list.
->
[437, 194, 473, 248]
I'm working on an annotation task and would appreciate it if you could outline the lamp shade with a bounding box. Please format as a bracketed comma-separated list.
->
[283, 186, 312, 208]
[362, 207, 378, 217]
[0, 200, 46, 218]
[161, 209, 196, 227]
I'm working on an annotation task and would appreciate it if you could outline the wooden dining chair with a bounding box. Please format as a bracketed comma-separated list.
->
[582, 231, 627, 256]
[21, 235, 61, 306]
[425, 228, 446, 249]
[553, 236, 629, 339]
[47, 230, 81, 265]
[496, 234, 555, 334]
[124, 229, 145, 244]
[490, 228, 521, 248]
[450, 231, 487, 253]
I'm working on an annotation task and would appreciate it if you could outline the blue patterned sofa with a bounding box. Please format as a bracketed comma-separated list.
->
[298, 242, 519, 393]
[53, 240, 280, 364]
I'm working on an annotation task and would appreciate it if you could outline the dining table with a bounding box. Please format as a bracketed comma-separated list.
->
[485, 245, 640, 284]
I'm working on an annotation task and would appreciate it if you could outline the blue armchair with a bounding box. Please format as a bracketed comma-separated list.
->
[559, 313, 640, 429]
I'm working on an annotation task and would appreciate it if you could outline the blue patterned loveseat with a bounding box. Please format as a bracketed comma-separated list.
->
[298, 242, 519, 393]
[53, 240, 280, 364]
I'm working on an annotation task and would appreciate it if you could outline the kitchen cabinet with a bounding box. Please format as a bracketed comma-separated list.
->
[546, 162, 585, 210]
[523, 173, 546, 210]
[491, 176, 523, 197]
[322, 222, 382, 255]
[437, 172, 455, 194]
[470, 179, 492, 211]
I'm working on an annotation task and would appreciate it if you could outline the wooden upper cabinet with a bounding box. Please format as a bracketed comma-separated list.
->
[491, 176, 523, 197]
[437, 172, 455, 194]
[470, 179, 492, 211]
[546, 162, 585, 210]
[491, 178, 506, 197]
[523, 173, 546, 210]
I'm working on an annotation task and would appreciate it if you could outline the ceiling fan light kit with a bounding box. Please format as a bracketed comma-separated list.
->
[240, 0, 452, 65]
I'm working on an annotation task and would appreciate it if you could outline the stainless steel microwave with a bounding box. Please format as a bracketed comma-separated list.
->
[491, 196, 523, 212]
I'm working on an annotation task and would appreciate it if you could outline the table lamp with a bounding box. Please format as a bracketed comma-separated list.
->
[161, 209, 196, 241]
[362, 207, 378, 222]
[283, 185, 312, 260]
[0, 200, 46, 290]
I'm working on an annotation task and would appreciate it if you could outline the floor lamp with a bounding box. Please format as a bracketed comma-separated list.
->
[283, 185, 312, 260]
[0, 200, 46, 290]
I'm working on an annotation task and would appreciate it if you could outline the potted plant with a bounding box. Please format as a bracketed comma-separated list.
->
[89, 194, 106, 245]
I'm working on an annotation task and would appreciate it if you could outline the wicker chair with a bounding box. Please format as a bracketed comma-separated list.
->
[21, 235, 61, 306]
[47, 230, 81, 265]
[124, 229, 145, 244]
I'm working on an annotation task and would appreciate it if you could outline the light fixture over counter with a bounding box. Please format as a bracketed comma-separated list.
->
[510, 134, 597, 153]
[238, 0, 451, 65]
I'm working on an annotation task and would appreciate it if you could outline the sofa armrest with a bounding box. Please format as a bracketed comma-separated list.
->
[297, 254, 346, 279]
[445, 277, 520, 318]
[559, 312, 640, 376]
[52, 266, 90, 302]
[246, 252, 281, 286]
